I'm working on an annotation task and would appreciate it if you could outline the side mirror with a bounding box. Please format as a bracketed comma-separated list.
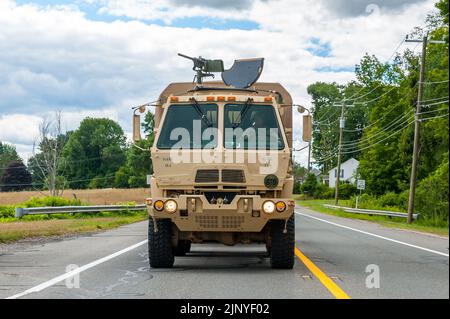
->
[302, 115, 312, 142]
[133, 106, 146, 142]
[133, 114, 141, 142]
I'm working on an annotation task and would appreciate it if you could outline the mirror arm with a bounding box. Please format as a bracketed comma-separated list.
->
[132, 143, 150, 152]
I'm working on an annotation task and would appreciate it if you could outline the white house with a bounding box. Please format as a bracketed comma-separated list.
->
[327, 158, 359, 188]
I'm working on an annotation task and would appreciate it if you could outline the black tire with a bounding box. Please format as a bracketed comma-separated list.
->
[174, 240, 191, 256]
[148, 219, 174, 268]
[270, 215, 295, 269]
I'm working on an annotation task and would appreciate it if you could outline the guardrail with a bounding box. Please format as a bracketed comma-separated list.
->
[323, 204, 420, 220]
[15, 204, 147, 218]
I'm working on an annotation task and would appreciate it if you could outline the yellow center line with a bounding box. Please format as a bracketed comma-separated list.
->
[295, 247, 351, 299]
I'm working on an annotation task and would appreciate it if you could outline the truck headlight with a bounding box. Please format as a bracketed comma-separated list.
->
[262, 201, 275, 214]
[165, 200, 178, 213]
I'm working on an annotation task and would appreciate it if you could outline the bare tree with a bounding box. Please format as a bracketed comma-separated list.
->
[33, 112, 67, 197]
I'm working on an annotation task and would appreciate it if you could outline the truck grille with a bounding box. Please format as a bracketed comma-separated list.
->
[195, 169, 219, 183]
[222, 216, 245, 229]
[195, 216, 219, 229]
[195, 216, 245, 229]
[222, 169, 246, 183]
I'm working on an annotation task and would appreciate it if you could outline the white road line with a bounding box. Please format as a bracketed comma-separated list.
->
[295, 211, 449, 258]
[6, 240, 148, 299]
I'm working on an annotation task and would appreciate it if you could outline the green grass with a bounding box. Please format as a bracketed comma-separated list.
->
[0, 196, 148, 243]
[295, 197, 449, 237]
[0, 213, 148, 243]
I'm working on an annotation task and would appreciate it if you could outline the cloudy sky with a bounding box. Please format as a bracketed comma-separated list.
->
[0, 0, 437, 166]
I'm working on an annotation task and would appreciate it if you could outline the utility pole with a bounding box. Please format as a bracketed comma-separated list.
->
[307, 141, 311, 171]
[334, 102, 346, 205]
[405, 33, 445, 224]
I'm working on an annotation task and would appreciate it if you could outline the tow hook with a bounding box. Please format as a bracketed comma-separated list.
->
[283, 219, 288, 234]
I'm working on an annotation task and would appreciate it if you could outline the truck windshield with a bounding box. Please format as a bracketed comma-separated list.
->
[157, 104, 218, 149]
[224, 104, 285, 150]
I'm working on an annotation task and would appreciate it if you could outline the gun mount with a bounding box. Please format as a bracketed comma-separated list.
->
[178, 53, 264, 89]
[178, 53, 224, 85]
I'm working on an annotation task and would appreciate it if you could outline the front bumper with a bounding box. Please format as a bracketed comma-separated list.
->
[147, 195, 295, 232]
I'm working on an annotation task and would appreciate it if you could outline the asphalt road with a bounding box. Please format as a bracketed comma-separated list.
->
[0, 206, 448, 299]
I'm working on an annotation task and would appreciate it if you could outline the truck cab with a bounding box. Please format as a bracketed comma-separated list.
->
[133, 58, 297, 269]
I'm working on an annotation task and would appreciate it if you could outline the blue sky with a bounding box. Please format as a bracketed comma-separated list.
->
[15, 0, 261, 30]
[0, 0, 436, 164]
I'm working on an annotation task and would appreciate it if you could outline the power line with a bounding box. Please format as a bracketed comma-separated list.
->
[352, 86, 399, 106]
[343, 99, 412, 133]
[420, 113, 449, 122]
[420, 99, 449, 107]
[311, 150, 340, 164]
[420, 96, 449, 104]
[312, 116, 417, 161]
[0, 152, 127, 171]
[314, 107, 341, 125]
[341, 119, 415, 154]
[334, 38, 406, 105]
[341, 112, 415, 148]
[314, 103, 340, 122]
[420, 79, 449, 85]
[292, 145, 310, 152]
[417, 106, 449, 116]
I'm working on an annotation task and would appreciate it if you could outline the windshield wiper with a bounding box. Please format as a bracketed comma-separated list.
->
[190, 97, 213, 127]
[232, 98, 253, 129]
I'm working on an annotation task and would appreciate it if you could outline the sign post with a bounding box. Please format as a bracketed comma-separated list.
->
[356, 180, 366, 209]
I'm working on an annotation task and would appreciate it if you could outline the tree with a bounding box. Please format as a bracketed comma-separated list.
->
[307, 80, 370, 171]
[0, 160, 32, 192]
[62, 117, 127, 189]
[293, 163, 308, 194]
[0, 142, 20, 179]
[32, 112, 68, 196]
[115, 111, 155, 188]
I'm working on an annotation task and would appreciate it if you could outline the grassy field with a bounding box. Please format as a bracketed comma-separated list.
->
[296, 198, 449, 237]
[0, 214, 147, 243]
[0, 188, 150, 243]
[0, 188, 150, 206]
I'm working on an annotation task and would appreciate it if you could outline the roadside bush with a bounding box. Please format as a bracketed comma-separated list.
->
[313, 184, 335, 199]
[347, 157, 449, 227]
[21, 196, 81, 208]
[293, 182, 302, 194]
[415, 157, 449, 227]
[300, 173, 319, 195]
[0, 206, 15, 218]
[339, 183, 357, 199]
[377, 191, 408, 209]
[349, 193, 404, 212]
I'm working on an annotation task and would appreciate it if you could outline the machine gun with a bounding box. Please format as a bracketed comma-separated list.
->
[178, 53, 224, 85]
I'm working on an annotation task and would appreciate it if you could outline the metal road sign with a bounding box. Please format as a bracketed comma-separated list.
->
[357, 179, 366, 190]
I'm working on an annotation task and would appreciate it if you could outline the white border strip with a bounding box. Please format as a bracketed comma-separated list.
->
[295, 211, 449, 258]
[6, 240, 148, 299]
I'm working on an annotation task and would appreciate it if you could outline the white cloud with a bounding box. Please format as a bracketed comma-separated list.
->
[0, 0, 437, 167]
[0, 114, 42, 146]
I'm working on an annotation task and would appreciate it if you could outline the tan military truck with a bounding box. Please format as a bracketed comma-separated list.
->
[133, 55, 297, 269]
